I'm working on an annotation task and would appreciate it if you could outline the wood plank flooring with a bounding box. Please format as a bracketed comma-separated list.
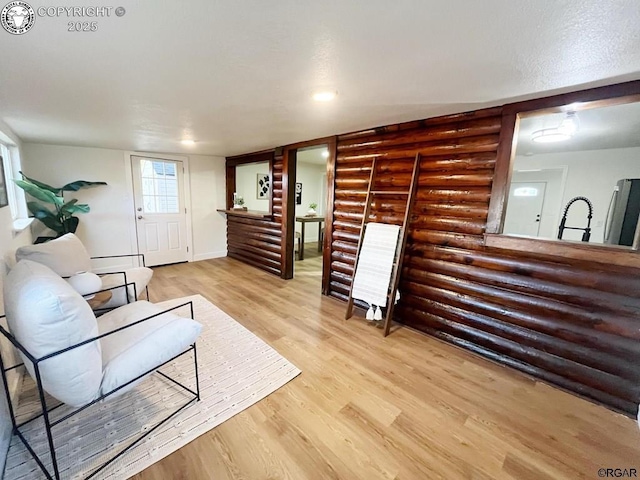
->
[132, 257, 640, 480]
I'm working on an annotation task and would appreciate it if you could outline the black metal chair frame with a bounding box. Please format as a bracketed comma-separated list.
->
[90, 253, 151, 302]
[0, 300, 201, 480]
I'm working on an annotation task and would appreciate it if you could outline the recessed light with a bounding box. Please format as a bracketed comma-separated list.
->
[313, 91, 336, 102]
[181, 139, 196, 146]
[322, 149, 330, 158]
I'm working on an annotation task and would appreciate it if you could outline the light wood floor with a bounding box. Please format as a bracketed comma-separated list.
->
[295, 241, 323, 277]
[132, 257, 640, 480]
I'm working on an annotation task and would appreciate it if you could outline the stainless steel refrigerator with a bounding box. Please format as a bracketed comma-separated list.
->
[604, 179, 640, 246]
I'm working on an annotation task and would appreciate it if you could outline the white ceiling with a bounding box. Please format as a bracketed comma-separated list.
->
[1, 1, 640, 157]
[516, 101, 640, 155]
[297, 145, 329, 165]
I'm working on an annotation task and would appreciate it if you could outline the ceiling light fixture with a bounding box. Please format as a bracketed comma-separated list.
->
[181, 139, 196, 146]
[531, 112, 578, 143]
[313, 91, 336, 102]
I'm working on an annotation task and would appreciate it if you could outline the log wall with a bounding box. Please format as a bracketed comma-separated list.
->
[226, 150, 284, 276]
[327, 107, 640, 415]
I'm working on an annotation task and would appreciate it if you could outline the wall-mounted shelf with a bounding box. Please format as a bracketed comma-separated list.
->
[217, 209, 272, 219]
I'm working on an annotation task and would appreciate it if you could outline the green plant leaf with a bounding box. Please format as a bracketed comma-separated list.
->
[61, 180, 108, 192]
[19, 172, 60, 193]
[14, 180, 64, 206]
[26, 201, 68, 236]
[26, 201, 53, 217]
[61, 201, 90, 215]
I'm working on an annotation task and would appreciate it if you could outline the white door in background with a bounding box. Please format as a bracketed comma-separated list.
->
[503, 182, 547, 237]
[132, 156, 189, 266]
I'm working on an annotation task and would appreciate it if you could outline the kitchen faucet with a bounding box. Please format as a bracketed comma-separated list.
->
[557, 196, 593, 242]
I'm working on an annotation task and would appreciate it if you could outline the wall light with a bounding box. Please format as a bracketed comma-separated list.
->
[181, 139, 196, 146]
[322, 149, 330, 159]
[531, 129, 572, 143]
[531, 112, 578, 143]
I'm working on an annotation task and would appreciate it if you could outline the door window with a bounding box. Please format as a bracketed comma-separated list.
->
[140, 159, 180, 214]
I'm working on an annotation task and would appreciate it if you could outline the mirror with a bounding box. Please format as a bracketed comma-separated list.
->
[296, 145, 328, 217]
[294, 144, 329, 265]
[503, 99, 640, 248]
[234, 161, 271, 213]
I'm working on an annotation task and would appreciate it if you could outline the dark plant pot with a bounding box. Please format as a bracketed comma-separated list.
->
[34, 236, 57, 244]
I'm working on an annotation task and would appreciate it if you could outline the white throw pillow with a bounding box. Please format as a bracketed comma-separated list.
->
[98, 301, 202, 397]
[3, 260, 102, 407]
[15, 233, 92, 278]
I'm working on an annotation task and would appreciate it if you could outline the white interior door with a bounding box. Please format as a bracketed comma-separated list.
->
[503, 182, 547, 237]
[132, 155, 189, 266]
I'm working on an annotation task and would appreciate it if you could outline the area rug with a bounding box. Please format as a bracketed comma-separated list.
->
[4, 295, 301, 479]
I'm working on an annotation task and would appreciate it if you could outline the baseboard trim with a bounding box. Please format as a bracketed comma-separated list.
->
[193, 251, 227, 262]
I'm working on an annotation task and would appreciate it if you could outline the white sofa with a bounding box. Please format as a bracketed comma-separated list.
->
[14, 233, 153, 310]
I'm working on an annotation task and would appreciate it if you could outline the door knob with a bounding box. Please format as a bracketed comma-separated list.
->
[137, 207, 142, 212]
[137, 215, 143, 220]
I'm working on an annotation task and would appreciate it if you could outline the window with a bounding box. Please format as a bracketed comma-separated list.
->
[140, 159, 180, 214]
[485, 83, 640, 270]
[1, 144, 18, 219]
[501, 100, 640, 248]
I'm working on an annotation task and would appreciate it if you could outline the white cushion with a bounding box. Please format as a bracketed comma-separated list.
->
[15, 233, 92, 278]
[3, 260, 102, 407]
[98, 301, 202, 397]
[100, 267, 154, 308]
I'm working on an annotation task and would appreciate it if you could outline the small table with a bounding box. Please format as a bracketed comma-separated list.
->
[87, 291, 112, 310]
[295, 216, 324, 261]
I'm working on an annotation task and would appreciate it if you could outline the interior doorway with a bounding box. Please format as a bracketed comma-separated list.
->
[503, 167, 566, 239]
[292, 145, 329, 279]
[503, 181, 547, 237]
[130, 154, 193, 267]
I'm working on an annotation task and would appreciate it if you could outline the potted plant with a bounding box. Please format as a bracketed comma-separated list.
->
[307, 202, 318, 216]
[14, 172, 107, 242]
[233, 195, 247, 211]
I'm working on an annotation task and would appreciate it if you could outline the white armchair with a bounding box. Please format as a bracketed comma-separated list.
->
[1, 260, 202, 479]
[14, 233, 153, 310]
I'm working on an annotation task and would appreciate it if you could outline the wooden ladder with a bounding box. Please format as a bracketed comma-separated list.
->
[345, 153, 421, 336]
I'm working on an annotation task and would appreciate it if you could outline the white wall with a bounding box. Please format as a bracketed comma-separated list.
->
[190, 155, 228, 261]
[295, 162, 326, 242]
[513, 146, 640, 243]
[22, 144, 136, 269]
[21, 144, 228, 265]
[235, 162, 270, 212]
